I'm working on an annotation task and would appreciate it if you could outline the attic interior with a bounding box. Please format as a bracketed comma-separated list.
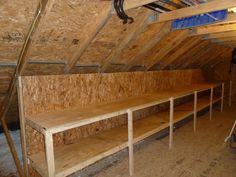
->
[1, 0, 236, 177]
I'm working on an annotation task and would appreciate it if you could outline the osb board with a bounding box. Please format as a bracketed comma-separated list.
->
[21, 69, 203, 117]
[78, 8, 149, 65]
[0, 0, 36, 62]
[27, 0, 110, 63]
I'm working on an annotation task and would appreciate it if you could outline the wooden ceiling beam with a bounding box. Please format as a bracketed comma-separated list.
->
[211, 37, 236, 43]
[64, 3, 112, 73]
[203, 48, 232, 67]
[172, 40, 210, 69]
[189, 45, 220, 68]
[204, 31, 236, 39]
[183, 43, 216, 68]
[100, 10, 152, 73]
[199, 47, 229, 67]
[192, 23, 236, 36]
[146, 29, 189, 70]
[160, 37, 202, 69]
[123, 21, 171, 71]
[158, 0, 236, 22]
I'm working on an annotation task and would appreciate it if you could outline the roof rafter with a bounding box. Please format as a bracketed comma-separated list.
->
[123, 21, 171, 71]
[146, 29, 189, 70]
[160, 36, 202, 69]
[64, 2, 112, 73]
[100, 9, 152, 73]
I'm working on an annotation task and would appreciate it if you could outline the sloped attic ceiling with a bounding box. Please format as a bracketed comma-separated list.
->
[1, 0, 236, 123]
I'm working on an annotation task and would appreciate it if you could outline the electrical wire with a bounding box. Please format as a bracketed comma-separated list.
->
[114, 0, 133, 24]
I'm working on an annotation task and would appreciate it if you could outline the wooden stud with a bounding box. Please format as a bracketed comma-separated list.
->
[17, 76, 29, 176]
[229, 80, 232, 107]
[127, 109, 134, 176]
[221, 83, 225, 112]
[45, 132, 55, 177]
[169, 97, 174, 149]
[194, 91, 197, 132]
[210, 87, 213, 120]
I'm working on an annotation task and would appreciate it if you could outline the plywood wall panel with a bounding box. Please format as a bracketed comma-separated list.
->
[21, 70, 201, 117]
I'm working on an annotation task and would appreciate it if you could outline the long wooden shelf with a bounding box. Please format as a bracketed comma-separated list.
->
[26, 83, 221, 134]
[29, 95, 221, 177]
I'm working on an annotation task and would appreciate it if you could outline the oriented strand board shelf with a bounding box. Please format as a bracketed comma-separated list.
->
[26, 83, 221, 134]
[28, 95, 221, 177]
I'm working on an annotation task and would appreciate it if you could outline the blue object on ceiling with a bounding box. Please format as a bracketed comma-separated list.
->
[172, 9, 228, 30]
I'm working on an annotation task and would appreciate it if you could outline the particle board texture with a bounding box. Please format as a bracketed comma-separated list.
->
[19, 69, 205, 176]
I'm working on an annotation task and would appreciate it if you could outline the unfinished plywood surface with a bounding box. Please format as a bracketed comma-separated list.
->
[21, 70, 202, 117]
[27, 0, 110, 63]
[0, 0, 36, 63]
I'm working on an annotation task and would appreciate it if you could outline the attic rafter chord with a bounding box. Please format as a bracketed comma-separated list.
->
[64, 3, 112, 73]
[100, 9, 152, 73]
[160, 37, 202, 69]
[203, 31, 236, 40]
[172, 40, 210, 69]
[146, 30, 189, 70]
[158, 0, 236, 22]
[192, 23, 236, 36]
[123, 21, 171, 71]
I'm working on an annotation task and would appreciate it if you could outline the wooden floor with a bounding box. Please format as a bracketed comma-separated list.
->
[75, 105, 236, 177]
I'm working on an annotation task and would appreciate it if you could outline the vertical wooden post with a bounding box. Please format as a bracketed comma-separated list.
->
[221, 83, 224, 112]
[210, 87, 213, 120]
[169, 97, 174, 149]
[17, 77, 29, 176]
[229, 80, 232, 107]
[194, 91, 197, 132]
[127, 109, 134, 176]
[45, 132, 55, 177]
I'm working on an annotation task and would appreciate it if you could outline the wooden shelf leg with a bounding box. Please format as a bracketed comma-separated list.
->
[45, 132, 55, 177]
[210, 87, 213, 120]
[221, 83, 224, 112]
[229, 80, 232, 107]
[127, 110, 134, 176]
[169, 98, 174, 149]
[194, 91, 197, 132]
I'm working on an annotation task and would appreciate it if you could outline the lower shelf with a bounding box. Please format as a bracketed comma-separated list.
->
[29, 96, 221, 177]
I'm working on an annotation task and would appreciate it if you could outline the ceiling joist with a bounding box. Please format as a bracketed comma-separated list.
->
[158, 0, 236, 22]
